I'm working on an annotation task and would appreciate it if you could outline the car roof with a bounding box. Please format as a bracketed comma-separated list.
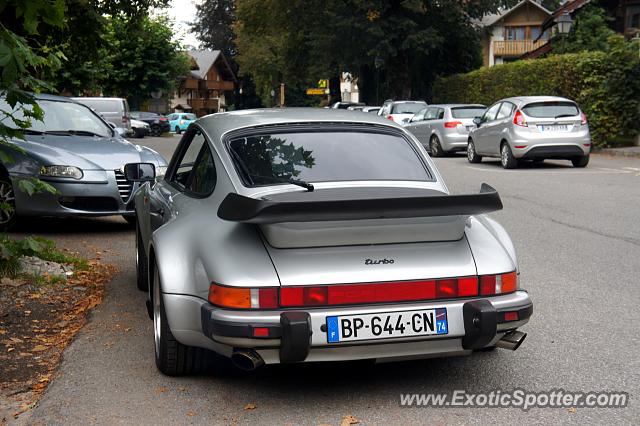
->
[426, 104, 486, 108]
[499, 96, 575, 105]
[70, 96, 126, 101]
[198, 108, 403, 140]
[387, 100, 427, 104]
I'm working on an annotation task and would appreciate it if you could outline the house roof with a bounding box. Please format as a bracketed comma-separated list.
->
[186, 50, 238, 83]
[476, 0, 552, 28]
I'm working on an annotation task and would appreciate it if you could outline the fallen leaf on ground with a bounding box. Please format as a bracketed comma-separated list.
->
[32, 345, 48, 352]
[243, 403, 257, 410]
[186, 411, 196, 417]
[568, 407, 577, 413]
[157, 386, 168, 393]
[341, 415, 359, 426]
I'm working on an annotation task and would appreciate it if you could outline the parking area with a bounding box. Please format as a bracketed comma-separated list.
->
[9, 136, 638, 425]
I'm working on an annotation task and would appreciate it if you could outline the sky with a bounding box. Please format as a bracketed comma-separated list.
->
[166, 0, 200, 48]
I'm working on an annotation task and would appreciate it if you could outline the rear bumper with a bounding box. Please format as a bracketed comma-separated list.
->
[518, 144, 589, 160]
[195, 291, 532, 364]
[441, 133, 469, 151]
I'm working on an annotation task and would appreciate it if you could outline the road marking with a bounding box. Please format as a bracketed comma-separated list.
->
[622, 167, 640, 176]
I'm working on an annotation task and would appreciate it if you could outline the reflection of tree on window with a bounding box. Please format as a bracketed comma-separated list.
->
[230, 136, 315, 184]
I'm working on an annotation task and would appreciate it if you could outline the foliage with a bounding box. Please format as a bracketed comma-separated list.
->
[0, 235, 87, 278]
[553, 3, 615, 54]
[100, 15, 191, 110]
[234, 0, 508, 106]
[432, 36, 640, 148]
[192, 0, 237, 63]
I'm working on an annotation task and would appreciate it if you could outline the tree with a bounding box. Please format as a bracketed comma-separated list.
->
[100, 15, 191, 109]
[191, 0, 237, 65]
[553, 3, 615, 54]
[234, 0, 506, 105]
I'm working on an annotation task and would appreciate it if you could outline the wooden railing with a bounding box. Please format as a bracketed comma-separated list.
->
[205, 80, 235, 91]
[182, 78, 199, 90]
[493, 40, 547, 56]
[187, 98, 219, 110]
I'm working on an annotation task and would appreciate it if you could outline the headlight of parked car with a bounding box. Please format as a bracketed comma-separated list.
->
[40, 165, 83, 180]
[155, 166, 167, 178]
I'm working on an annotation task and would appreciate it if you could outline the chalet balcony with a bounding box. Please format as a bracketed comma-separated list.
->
[205, 80, 235, 91]
[182, 78, 199, 90]
[493, 40, 547, 56]
[187, 98, 219, 110]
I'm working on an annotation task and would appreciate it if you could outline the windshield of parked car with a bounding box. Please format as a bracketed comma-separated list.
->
[451, 106, 486, 119]
[182, 114, 197, 120]
[0, 99, 113, 137]
[522, 101, 579, 118]
[228, 130, 432, 186]
[391, 102, 427, 114]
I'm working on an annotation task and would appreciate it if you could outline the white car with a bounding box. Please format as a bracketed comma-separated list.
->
[378, 100, 428, 124]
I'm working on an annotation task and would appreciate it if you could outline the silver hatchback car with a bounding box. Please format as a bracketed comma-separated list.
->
[467, 96, 591, 169]
[403, 104, 486, 157]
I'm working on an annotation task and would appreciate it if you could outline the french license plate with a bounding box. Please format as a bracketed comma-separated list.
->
[326, 308, 448, 343]
[538, 124, 568, 132]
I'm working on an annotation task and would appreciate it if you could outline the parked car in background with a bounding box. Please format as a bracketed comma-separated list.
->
[0, 94, 167, 228]
[403, 104, 486, 157]
[362, 106, 380, 114]
[131, 119, 150, 138]
[330, 101, 365, 109]
[378, 100, 427, 124]
[128, 108, 531, 376]
[467, 96, 591, 169]
[346, 105, 365, 111]
[131, 111, 171, 136]
[167, 112, 197, 134]
[71, 97, 132, 134]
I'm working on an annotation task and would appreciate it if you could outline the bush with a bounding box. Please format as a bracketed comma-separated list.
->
[432, 35, 640, 148]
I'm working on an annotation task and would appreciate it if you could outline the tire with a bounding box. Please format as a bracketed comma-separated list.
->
[467, 139, 482, 163]
[152, 264, 211, 376]
[571, 155, 589, 168]
[135, 220, 148, 291]
[500, 142, 519, 169]
[123, 215, 136, 225]
[175, 126, 181, 135]
[150, 124, 161, 137]
[0, 178, 17, 231]
[429, 135, 444, 157]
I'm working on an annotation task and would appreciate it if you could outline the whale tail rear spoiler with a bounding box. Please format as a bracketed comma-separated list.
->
[217, 183, 502, 224]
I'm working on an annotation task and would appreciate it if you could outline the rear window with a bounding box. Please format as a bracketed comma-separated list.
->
[391, 103, 427, 114]
[522, 101, 579, 118]
[228, 130, 431, 186]
[451, 106, 486, 119]
[183, 113, 197, 120]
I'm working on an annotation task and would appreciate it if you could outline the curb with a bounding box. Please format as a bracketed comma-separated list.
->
[594, 148, 640, 159]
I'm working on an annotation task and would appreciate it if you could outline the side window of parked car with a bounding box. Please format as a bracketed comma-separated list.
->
[412, 108, 427, 122]
[483, 103, 502, 122]
[436, 108, 445, 120]
[169, 130, 217, 196]
[496, 102, 514, 120]
[424, 107, 439, 120]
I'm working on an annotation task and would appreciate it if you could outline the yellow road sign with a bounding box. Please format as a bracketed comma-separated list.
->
[306, 88, 326, 95]
[318, 79, 329, 88]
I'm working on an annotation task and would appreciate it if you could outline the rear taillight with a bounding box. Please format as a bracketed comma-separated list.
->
[580, 112, 587, 125]
[479, 271, 518, 296]
[444, 121, 462, 128]
[386, 115, 394, 121]
[122, 116, 128, 124]
[208, 283, 278, 309]
[513, 110, 527, 127]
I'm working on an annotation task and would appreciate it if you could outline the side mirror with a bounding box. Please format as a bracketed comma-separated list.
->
[473, 117, 483, 127]
[124, 163, 156, 182]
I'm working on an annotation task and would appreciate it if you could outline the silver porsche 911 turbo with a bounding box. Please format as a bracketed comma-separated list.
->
[127, 108, 532, 376]
[0, 94, 167, 228]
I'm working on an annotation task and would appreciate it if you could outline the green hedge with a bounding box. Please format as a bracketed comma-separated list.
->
[432, 36, 640, 148]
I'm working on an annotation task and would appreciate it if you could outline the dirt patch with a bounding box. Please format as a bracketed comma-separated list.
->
[0, 259, 117, 422]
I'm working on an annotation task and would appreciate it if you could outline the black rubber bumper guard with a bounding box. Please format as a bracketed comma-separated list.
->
[201, 300, 533, 362]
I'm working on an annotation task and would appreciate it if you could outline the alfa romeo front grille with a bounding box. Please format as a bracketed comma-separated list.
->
[115, 170, 133, 202]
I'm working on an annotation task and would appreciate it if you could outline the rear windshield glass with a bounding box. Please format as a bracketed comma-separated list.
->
[522, 101, 579, 118]
[451, 107, 486, 119]
[182, 114, 196, 120]
[228, 131, 431, 186]
[391, 103, 427, 114]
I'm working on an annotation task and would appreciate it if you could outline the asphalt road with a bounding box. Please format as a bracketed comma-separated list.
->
[12, 135, 640, 425]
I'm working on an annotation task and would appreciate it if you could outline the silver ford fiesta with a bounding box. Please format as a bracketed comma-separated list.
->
[0, 94, 167, 228]
[128, 108, 532, 376]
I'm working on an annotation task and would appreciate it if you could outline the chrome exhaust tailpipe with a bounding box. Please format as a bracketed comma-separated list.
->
[230, 349, 265, 371]
[496, 331, 527, 351]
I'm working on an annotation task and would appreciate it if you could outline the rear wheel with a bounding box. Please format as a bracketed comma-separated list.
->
[0, 178, 17, 231]
[175, 126, 181, 135]
[136, 220, 148, 291]
[152, 264, 211, 376]
[467, 140, 482, 163]
[150, 124, 161, 137]
[429, 135, 444, 157]
[500, 143, 519, 169]
[571, 155, 589, 168]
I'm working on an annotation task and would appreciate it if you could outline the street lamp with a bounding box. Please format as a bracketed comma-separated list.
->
[556, 12, 573, 35]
